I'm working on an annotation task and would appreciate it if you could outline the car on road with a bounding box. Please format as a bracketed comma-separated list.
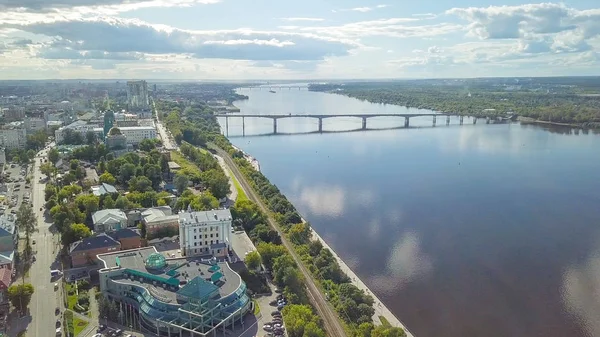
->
[55, 307, 60, 315]
[32, 240, 36, 244]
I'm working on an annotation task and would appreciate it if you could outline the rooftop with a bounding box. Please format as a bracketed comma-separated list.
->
[0, 215, 15, 237]
[141, 206, 173, 223]
[167, 162, 181, 170]
[179, 209, 232, 224]
[70, 233, 120, 253]
[118, 126, 156, 131]
[92, 209, 127, 225]
[98, 247, 241, 303]
[108, 228, 141, 241]
[91, 183, 118, 196]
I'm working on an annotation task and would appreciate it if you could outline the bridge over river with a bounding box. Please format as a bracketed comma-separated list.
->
[218, 113, 496, 135]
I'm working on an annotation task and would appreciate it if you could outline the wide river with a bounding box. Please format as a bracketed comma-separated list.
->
[218, 87, 600, 337]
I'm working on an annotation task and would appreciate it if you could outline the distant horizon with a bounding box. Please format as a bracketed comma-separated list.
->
[1, 1, 600, 79]
[2, 75, 600, 84]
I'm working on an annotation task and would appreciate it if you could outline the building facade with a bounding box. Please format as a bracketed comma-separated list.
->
[97, 247, 250, 337]
[70, 233, 121, 267]
[92, 209, 128, 232]
[179, 210, 232, 257]
[119, 126, 157, 146]
[55, 120, 103, 145]
[127, 81, 149, 111]
[0, 128, 27, 149]
[142, 207, 179, 235]
[24, 117, 46, 133]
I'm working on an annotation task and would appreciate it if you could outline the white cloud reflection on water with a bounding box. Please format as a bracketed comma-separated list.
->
[562, 248, 600, 337]
[369, 231, 434, 294]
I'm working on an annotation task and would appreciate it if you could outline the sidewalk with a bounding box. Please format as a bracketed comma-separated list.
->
[310, 229, 415, 337]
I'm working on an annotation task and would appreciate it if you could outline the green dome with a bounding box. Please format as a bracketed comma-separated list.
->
[145, 253, 167, 269]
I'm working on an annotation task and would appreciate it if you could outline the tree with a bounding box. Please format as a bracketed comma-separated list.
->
[138, 138, 156, 152]
[16, 203, 36, 255]
[159, 155, 169, 174]
[26, 149, 35, 161]
[143, 164, 162, 189]
[118, 163, 136, 184]
[189, 192, 219, 211]
[99, 172, 116, 185]
[138, 222, 147, 239]
[256, 242, 288, 270]
[129, 176, 153, 192]
[26, 129, 48, 150]
[62, 223, 92, 246]
[48, 148, 60, 165]
[289, 223, 311, 245]
[75, 194, 100, 218]
[8, 283, 34, 312]
[231, 199, 266, 231]
[202, 169, 230, 200]
[40, 162, 56, 178]
[308, 240, 323, 257]
[98, 296, 119, 321]
[357, 323, 374, 337]
[85, 131, 97, 145]
[103, 195, 116, 209]
[174, 173, 189, 194]
[371, 325, 406, 337]
[282, 305, 324, 337]
[245, 251, 261, 270]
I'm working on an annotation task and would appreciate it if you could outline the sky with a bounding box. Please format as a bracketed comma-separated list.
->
[0, 0, 600, 80]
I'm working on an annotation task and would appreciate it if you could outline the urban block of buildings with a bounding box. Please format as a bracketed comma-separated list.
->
[97, 246, 250, 337]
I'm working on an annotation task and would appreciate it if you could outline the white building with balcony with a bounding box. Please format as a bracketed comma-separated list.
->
[179, 209, 232, 257]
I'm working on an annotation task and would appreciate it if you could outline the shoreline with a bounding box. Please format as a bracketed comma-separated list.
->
[232, 145, 261, 171]
[310, 228, 415, 337]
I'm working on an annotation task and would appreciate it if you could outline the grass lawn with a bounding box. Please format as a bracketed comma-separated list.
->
[253, 300, 260, 315]
[379, 316, 391, 327]
[229, 168, 248, 202]
[66, 283, 77, 310]
[170, 151, 202, 177]
[73, 316, 89, 336]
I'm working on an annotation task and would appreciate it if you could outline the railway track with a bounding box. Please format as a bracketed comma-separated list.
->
[210, 145, 347, 337]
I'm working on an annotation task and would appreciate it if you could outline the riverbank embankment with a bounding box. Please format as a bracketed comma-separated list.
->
[310, 228, 415, 337]
[225, 142, 413, 335]
[232, 145, 260, 171]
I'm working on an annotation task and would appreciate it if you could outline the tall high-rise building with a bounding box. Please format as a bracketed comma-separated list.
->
[126, 80, 149, 111]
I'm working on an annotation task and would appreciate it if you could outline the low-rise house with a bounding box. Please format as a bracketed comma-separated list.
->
[0, 267, 11, 308]
[70, 233, 121, 268]
[141, 206, 179, 237]
[92, 209, 127, 232]
[0, 251, 14, 270]
[0, 215, 16, 253]
[108, 228, 142, 250]
[91, 183, 117, 196]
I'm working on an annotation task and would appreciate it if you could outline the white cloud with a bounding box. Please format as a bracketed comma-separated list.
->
[5, 17, 355, 61]
[281, 18, 460, 39]
[351, 7, 373, 13]
[280, 17, 324, 22]
[335, 5, 389, 13]
[0, 0, 220, 14]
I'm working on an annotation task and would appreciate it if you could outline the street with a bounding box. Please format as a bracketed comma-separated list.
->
[153, 100, 177, 150]
[21, 146, 63, 337]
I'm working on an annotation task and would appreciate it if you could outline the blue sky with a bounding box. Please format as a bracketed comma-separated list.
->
[0, 0, 599, 79]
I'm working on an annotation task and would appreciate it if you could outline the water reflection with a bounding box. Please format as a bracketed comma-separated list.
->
[563, 241, 600, 337]
[370, 232, 433, 289]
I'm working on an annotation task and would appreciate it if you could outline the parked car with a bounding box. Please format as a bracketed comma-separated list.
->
[269, 300, 278, 306]
[271, 311, 281, 316]
[263, 325, 273, 331]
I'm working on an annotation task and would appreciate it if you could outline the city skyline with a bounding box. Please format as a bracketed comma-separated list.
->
[0, 0, 599, 79]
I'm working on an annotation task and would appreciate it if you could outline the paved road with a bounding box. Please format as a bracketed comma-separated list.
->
[153, 100, 177, 150]
[28, 145, 64, 337]
[209, 144, 347, 337]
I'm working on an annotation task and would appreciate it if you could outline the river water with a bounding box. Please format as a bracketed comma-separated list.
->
[218, 87, 600, 337]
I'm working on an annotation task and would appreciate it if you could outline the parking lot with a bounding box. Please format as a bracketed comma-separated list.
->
[0, 163, 32, 216]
